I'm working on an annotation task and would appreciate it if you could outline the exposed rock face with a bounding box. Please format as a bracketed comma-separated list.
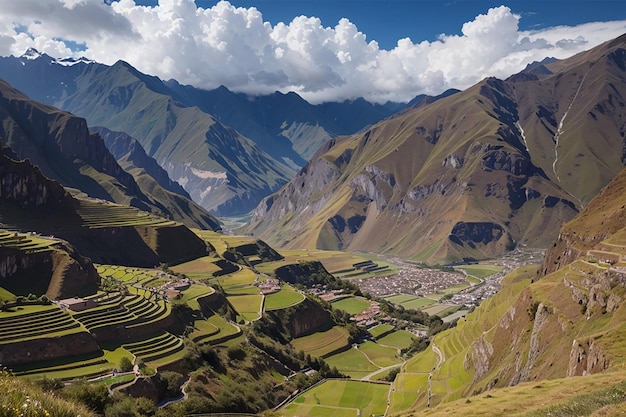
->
[0, 152, 75, 209]
[471, 336, 494, 382]
[568, 338, 610, 377]
[448, 222, 510, 248]
[0, 243, 100, 300]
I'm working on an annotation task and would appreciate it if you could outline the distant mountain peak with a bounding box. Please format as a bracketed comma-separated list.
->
[21, 48, 44, 60]
[19, 48, 94, 67]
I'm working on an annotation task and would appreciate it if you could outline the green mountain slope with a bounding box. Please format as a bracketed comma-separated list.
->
[388, 164, 626, 415]
[94, 126, 221, 231]
[246, 34, 626, 263]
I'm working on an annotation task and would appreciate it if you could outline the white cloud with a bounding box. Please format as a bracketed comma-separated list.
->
[0, 0, 625, 103]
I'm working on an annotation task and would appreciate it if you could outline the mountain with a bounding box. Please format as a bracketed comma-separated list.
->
[395, 163, 626, 415]
[0, 78, 219, 230]
[0, 51, 400, 215]
[93, 126, 221, 231]
[245, 34, 626, 263]
[165, 81, 403, 162]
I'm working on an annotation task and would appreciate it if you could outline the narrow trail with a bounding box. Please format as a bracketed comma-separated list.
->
[427, 343, 444, 408]
[552, 72, 588, 183]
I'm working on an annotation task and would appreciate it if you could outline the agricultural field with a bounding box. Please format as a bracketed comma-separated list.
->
[422, 304, 460, 318]
[389, 372, 429, 412]
[256, 249, 399, 279]
[176, 284, 214, 310]
[228, 294, 263, 322]
[77, 200, 176, 228]
[123, 331, 185, 368]
[357, 341, 401, 367]
[0, 230, 59, 253]
[331, 296, 370, 315]
[324, 347, 380, 379]
[377, 330, 416, 351]
[170, 255, 222, 278]
[280, 379, 390, 417]
[192, 229, 256, 255]
[368, 323, 395, 339]
[291, 326, 350, 358]
[264, 284, 305, 311]
[214, 268, 257, 294]
[194, 314, 241, 345]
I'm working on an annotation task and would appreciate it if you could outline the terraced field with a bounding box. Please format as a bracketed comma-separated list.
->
[123, 331, 185, 367]
[71, 294, 169, 331]
[192, 314, 241, 345]
[0, 305, 82, 344]
[0, 230, 59, 253]
[291, 326, 350, 358]
[77, 200, 177, 228]
[264, 285, 305, 311]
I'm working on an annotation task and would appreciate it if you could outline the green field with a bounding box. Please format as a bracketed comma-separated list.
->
[170, 256, 221, 278]
[324, 347, 380, 379]
[389, 372, 429, 412]
[423, 304, 460, 317]
[358, 341, 402, 367]
[227, 294, 263, 322]
[377, 330, 416, 350]
[291, 326, 350, 358]
[331, 297, 370, 315]
[281, 380, 390, 417]
[264, 285, 305, 311]
[177, 284, 215, 310]
[369, 323, 395, 339]
[214, 268, 257, 294]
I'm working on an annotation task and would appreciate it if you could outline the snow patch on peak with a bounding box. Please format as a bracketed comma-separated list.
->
[54, 56, 95, 66]
[22, 48, 43, 60]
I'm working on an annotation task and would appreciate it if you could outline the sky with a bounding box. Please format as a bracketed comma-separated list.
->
[0, 0, 625, 103]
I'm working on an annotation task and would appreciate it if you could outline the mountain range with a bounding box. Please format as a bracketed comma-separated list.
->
[245, 34, 626, 263]
[0, 50, 401, 215]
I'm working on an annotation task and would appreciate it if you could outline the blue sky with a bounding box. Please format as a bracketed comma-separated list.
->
[137, 0, 626, 50]
[1, 0, 625, 103]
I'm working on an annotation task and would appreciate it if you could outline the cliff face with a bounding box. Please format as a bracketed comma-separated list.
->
[0, 242, 100, 300]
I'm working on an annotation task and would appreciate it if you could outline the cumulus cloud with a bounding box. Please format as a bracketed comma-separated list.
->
[0, 0, 625, 103]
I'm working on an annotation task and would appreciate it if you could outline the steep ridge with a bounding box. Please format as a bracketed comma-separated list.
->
[390, 165, 626, 415]
[94, 126, 221, 231]
[246, 34, 626, 263]
[0, 78, 219, 230]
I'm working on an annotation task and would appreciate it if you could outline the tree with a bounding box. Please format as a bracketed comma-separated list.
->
[119, 356, 133, 372]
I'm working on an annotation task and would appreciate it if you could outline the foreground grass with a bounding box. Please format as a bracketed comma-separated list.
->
[0, 370, 97, 416]
[401, 371, 626, 417]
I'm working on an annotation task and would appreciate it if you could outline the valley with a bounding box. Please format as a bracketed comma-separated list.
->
[0, 23, 625, 417]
